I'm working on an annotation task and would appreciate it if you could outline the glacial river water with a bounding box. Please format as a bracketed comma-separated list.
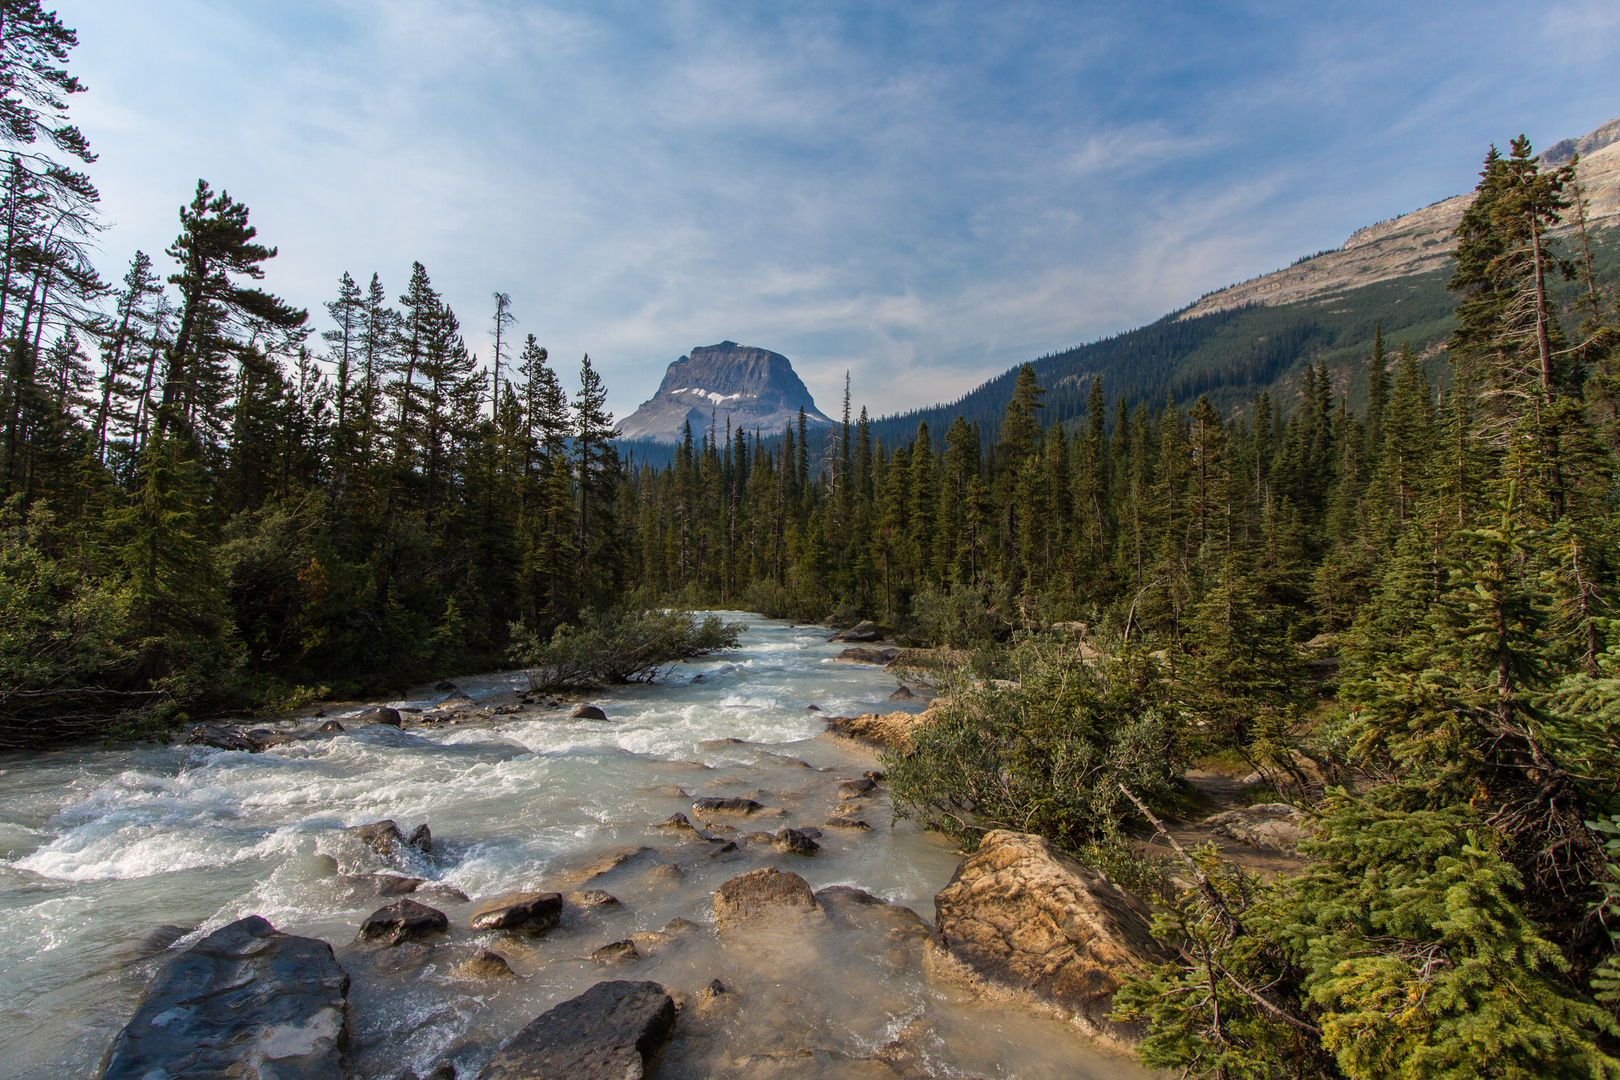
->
[0, 614, 1150, 1079]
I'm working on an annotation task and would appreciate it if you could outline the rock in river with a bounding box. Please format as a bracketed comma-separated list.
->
[352, 706, 402, 726]
[713, 866, 821, 930]
[933, 829, 1176, 1038]
[691, 796, 762, 815]
[830, 620, 884, 642]
[358, 898, 449, 946]
[476, 980, 676, 1080]
[772, 826, 821, 855]
[471, 891, 564, 934]
[834, 646, 900, 664]
[100, 914, 349, 1080]
[185, 723, 259, 752]
[572, 704, 608, 720]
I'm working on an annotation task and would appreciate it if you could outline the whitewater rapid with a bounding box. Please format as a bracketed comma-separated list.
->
[0, 614, 1149, 1079]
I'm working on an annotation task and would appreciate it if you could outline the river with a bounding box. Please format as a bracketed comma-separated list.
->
[0, 614, 1150, 1079]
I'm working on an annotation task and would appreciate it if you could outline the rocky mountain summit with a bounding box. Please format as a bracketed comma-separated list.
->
[617, 341, 835, 444]
[1181, 116, 1620, 319]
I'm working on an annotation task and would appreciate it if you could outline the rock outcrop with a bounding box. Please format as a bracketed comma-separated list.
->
[100, 915, 349, 1080]
[1204, 803, 1311, 854]
[476, 980, 676, 1080]
[823, 702, 945, 751]
[831, 620, 884, 643]
[617, 341, 834, 444]
[933, 830, 1176, 1038]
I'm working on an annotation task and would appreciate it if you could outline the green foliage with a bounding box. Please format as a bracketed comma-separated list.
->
[508, 606, 744, 688]
[885, 638, 1185, 869]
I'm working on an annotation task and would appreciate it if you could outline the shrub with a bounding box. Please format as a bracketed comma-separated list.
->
[508, 607, 745, 688]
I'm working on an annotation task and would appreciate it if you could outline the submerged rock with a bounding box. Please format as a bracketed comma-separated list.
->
[315, 720, 345, 734]
[100, 915, 349, 1080]
[838, 777, 877, 798]
[933, 829, 1175, 1037]
[452, 947, 516, 979]
[567, 889, 622, 909]
[592, 939, 640, 964]
[656, 812, 695, 830]
[358, 898, 449, 946]
[824, 816, 872, 831]
[471, 892, 563, 935]
[772, 827, 821, 856]
[713, 867, 821, 930]
[476, 980, 675, 1080]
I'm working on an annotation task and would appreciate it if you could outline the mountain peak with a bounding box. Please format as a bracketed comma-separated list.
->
[617, 342, 835, 444]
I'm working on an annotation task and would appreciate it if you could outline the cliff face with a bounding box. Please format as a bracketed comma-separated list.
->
[1180, 118, 1620, 319]
[617, 342, 835, 444]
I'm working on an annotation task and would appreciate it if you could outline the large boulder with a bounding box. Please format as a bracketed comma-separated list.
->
[99, 915, 349, 1080]
[351, 706, 401, 727]
[347, 819, 432, 858]
[476, 980, 676, 1080]
[822, 702, 944, 751]
[831, 620, 884, 643]
[933, 830, 1176, 1037]
[1204, 803, 1311, 854]
[713, 866, 821, 930]
[472, 891, 564, 934]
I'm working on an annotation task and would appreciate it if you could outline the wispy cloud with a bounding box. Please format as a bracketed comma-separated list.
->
[58, 0, 1620, 421]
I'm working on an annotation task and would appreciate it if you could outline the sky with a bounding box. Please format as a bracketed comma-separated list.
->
[59, 0, 1620, 422]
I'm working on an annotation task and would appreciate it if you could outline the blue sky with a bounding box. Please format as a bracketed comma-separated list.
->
[62, 0, 1620, 420]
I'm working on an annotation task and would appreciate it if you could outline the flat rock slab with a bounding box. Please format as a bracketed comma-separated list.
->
[477, 980, 676, 1080]
[358, 898, 449, 946]
[934, 829, 1176, 1036]
[692, 796, 762, 815]
[713, 866, 821, 930]
[100, 914, 349, 1080]
[472, 891, 563, 934]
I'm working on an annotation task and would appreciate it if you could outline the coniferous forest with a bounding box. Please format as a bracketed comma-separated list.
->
[11, 4, 1620, 1073]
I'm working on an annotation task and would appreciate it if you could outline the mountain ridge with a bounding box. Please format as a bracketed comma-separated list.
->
[617, 341, 835, 444]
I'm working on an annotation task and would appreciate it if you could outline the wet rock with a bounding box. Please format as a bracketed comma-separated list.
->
[863, 770, 886, 782]
[656, 812, 695, 830]
[805, 703, 821, 711]
[335, 872, 425, 901]
[572, 704, 608, 720]
[709, 841, 739, 857]
[838, 777, 877, 798]
[772, 827, 821, 856]
[349, 819, 408, 854]
[592, 939, 640, 964]
[643, 861, 684, 883]
[435, 681, 458, 691]
[642, 784, 690, 798]
[476, 980, 675, 1080]
[408, 823, 433, 854]
[888, 685, 919, 700]
[418, 882, 471, 903]
[441, 690, 474, 704]
[933, 829, 1176, 1036]
[471, 891, 563, 934]
[699, 736, 750, 748]
[1204, 803, 1311, 854]
[825, 815, 872, 830]
[579, 846, 656, 881]
[567, 889, 622, 908]
[834, 646, 901, 664]
[101, 915, 349, 1080]
[242, 727, 299, 750]
[133, 924, 192, 955]
[816, 886, 928, 937]
[358, 898, 450, 946]
[703, 977, 728, 999]
[315, 720, 345, 734]
[692, 796, 762, 815]
[713, 866, 821, 930]
[452, 948, 515, 979]
[353, 706, 402, 727]
[831, 620, 884, 642]
[185, 723, 259, 752]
